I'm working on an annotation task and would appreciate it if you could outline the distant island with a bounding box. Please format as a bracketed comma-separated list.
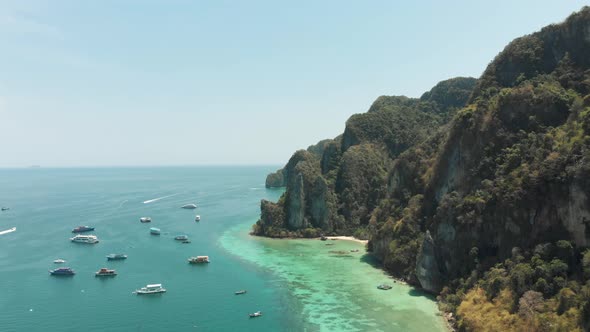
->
[253, 7, 590, 331]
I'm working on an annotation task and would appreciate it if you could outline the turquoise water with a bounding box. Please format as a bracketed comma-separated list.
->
[0, 167, 444, 331]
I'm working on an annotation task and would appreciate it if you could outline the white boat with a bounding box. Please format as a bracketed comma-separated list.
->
[53, 259, 66, 264]
[134, 283, 166, 295]
[70, 234, 99, 244]
[249, 311, 262, 318]
[150, 227, 161, 235]
[195, 215, 201, 222]
[188, 256, 210, 264]
[181, 204, 197, 209]
[140, 217, 151, 223]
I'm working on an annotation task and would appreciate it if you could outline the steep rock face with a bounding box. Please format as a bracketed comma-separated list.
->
[286, 173, 306, 229]
[557, 184, 590, 246]
[265, 169, 285, 188]
[255, 77, 477, 238]
[423, 10, 590, 286]
[265, 140, 334, 188]
[416, 231, 443, 293]
[255, 7, 590, 330]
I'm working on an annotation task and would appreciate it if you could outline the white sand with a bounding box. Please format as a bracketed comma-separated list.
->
[325, 236, 368, 244]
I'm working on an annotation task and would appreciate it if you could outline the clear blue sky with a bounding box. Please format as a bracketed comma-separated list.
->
[0, 0, 587, 167]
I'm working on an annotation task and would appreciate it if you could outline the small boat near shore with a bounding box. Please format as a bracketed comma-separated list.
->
[53, 259, 66, 264]
[95, 268, 117, 277]
[377, 284, 392, 290]
[181, 204, 197, 209]
[50, 267, 75, 276]
[140, 217, 151, 223]
[235, 290, 247, 295]
[150, 227, 161, 235]
[70, 234, 99, 244]
[249, 311, 262, 318]
[134, 283, 166, 294]
[188, 256, 210, 264]
[71, 225, 95, 233]
[106, 254, 128, 260]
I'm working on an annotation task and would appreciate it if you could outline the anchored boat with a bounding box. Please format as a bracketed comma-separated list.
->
[181, 204, 197, 209]
[134, 284, 166, 294]
[49, 267, 75, 276]
[95, 268, 117, 277]
[188, 256, 210, 264]
[71, 225, 95, 233]
[106, 254, 128, 260]
[249, 311, 262, 318]
[70, 234, 99, 244]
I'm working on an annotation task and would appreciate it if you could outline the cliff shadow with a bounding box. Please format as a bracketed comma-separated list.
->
[359, 253, 382, 268]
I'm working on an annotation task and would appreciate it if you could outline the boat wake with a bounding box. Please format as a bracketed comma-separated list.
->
[0, 227, 16, 235]
[143, 194, 179, 204]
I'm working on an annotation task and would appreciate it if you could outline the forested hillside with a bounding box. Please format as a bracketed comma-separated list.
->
[254, 7, 590, 331]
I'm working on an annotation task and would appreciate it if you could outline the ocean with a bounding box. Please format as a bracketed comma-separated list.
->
[0, 167, 445, 331]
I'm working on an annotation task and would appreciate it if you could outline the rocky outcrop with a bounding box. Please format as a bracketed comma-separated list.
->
[286, 173, 306, 229]
[416, 231, 443, 293]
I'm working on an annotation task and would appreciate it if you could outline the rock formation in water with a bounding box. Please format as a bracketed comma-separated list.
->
[254, 7, 590, 331]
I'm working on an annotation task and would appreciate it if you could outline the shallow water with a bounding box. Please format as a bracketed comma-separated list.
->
[221, 224, 446, 332]
[0, 167, 444, 331]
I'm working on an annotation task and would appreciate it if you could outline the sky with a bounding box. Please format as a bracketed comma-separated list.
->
[0, 0, 588, 167]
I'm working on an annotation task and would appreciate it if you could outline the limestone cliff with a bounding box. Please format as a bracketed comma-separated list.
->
[255, 7, 590, 330]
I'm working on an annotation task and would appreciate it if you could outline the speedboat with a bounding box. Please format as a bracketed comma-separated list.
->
[133, 284, 166, 295]
[49, 267, 75, 276]
[106, 254, 128, 260]
[181, 204, 197, 209]
[150, 227, 161, 235]
[188, 256, 210, 264]
[140, 217, 151, 223]
[235, 290, 247, 295]
[195, 215, 201, 222]
[71, 225, 95, 233]
[70, 234, 99, 244]
[174, 235, 189, 241]
[249, 311, 262, 318]
[53, 259, 66, 264]
[377, 284, 392, 290]
[95, 268, 117, 277]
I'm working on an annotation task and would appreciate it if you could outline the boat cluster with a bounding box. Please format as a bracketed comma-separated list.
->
[51, 204, 207, 293]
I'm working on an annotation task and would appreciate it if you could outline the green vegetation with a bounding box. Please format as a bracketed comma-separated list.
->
[254, 7, 590, 331]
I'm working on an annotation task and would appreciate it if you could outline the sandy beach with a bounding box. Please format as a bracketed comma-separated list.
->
[325, 236, 368, 244]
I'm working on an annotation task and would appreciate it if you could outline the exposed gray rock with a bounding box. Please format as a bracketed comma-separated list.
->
[416, 231, 443, 293]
